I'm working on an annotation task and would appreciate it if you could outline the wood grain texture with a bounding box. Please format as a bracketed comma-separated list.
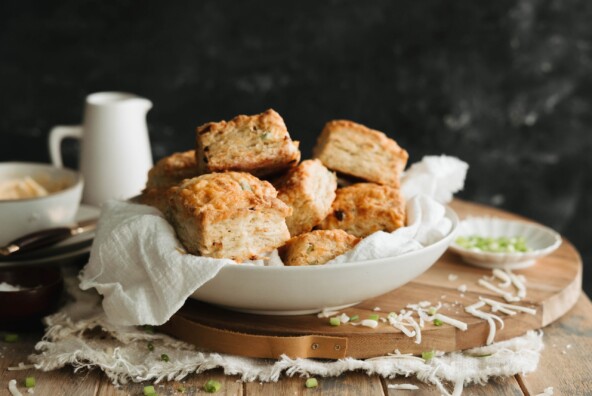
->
[516, 293, 592, 396]
[244, 372, 384, 396]
[95, 369, 243, 396]
[2, 296, 591, 395]
[162, 200, 583, 358]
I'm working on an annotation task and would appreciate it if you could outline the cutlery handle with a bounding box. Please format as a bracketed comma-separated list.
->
[6, 227, 73, 255]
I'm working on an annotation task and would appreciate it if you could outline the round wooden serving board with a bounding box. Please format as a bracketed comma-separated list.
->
[160, 200, 583, 359]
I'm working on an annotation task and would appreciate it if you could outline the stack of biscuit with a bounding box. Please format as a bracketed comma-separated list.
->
[139, 109, 408, 265]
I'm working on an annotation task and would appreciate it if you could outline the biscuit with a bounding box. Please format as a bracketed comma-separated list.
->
[279, 229, 360, 266]
[318, 183, 406, 238]
[313, 120, 408, 186]
[274, 159, 337, 236]
[146, 150, 200, 189]
[167, 171, 291, 261]
[195, 109, 301, 178]
[136, 187, 171, 215]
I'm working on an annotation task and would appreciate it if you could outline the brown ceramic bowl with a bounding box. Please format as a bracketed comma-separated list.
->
[0, 266, 64, 329]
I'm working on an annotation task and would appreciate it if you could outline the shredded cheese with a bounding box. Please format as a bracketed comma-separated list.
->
[387, 384, 420, 390]
[317, 309, 340, 318]
[508, 271, 527, 299]
[7, 363, 35, 371]
[432, 313, 468, 331]
[479, 297, 537, 315]
[478, 279, 520, 302]
[8, 380, 23, 396]
[534, 386, 554, 396]
[361, 319, 378, 329]
[492, 269, 512, 288]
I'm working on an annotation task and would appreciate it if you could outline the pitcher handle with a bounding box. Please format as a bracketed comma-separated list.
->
[49, 126, 83, 168]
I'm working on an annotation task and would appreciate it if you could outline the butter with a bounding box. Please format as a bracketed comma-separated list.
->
[0, 177, 49, 200]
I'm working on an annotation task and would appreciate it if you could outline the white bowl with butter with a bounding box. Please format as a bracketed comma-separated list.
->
[0, 162, 83, 246]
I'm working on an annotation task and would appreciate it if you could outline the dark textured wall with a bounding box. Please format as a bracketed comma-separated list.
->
[1, 0, 590, 293]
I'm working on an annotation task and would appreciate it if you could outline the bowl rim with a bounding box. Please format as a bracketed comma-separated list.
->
[219, 205, 459, 273]
[448, 216, 562, 257]
[0, 161, 83, 203]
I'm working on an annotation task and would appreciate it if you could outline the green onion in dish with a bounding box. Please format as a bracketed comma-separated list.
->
[349, 315, 359, 322]
[329, 317, 341, 326]
[433, 318, 443, 326]
[143, 385, 157, 396]
[369, 314, 380, 321]
[421, 350, 435, 361]
[455, 236, 530, 253]
[160, 353, 170, 362]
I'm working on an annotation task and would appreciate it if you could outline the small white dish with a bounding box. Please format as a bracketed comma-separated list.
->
[191, 206, 458, 315]
[449, 216, 562, 270]
[0, 162, 83, 246]
[0, 204, 99, 268]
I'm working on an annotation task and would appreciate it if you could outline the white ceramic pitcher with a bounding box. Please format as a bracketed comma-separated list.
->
[49, 92, 153, 206]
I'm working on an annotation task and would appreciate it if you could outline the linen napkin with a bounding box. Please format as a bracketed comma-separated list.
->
[79, 155, 468, 326]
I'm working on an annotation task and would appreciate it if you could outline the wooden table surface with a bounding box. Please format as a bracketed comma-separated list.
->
[0, 293, 590, 395]
[1, 199, 591, 395]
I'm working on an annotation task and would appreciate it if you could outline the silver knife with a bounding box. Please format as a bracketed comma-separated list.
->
[0, 218, 97, 256]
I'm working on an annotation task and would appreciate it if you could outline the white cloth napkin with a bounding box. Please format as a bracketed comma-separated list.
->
[79, 155, 468, 326]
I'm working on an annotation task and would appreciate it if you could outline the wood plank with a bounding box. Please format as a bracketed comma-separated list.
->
[0, 331, 101, 396]
[95, 369, 243, 395]
[382, 376, 525, 395]
[162, 199, 582, 358]
[516, 293, 592, 396]
[244, 372, 384, 396]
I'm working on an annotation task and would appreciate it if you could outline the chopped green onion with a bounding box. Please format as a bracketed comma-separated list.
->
[143, 385, 157, 396]
[329, 317, 341, 326]
[349, 315, 359, 322]
[369, 314, 380, 321]
[176, 386, 186, 393]
[204, 379, 222, 393]
[161, 353, 170, 362]
[422, 350, 435, 361]
[305, 378, 319, 388]
[147, 342, 154, 351]
[4, 333, 18, 342]
[433, 319, 443, 326]
[455, 235, 530, 253]
[428, 307, 437, 315]
[143, 325, 155, 334]
[24, 377, 36, 388]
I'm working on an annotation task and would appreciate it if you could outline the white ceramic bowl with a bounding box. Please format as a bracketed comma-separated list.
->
[191, 207, 458, 315]
[449, 216, 562, 270]
[0, 162, 83, 246]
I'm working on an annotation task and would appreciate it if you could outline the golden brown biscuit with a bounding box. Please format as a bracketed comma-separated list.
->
[318, 183, 406, 238]
[136, 187, 171, 215]
[146, 150, 200, 189]
[195, 109, 301, 178]
[279, 229, 360, 266]
[274, 159, 337, 237]
[313, 120, 408, 186]
[167, 171, 291, 261]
